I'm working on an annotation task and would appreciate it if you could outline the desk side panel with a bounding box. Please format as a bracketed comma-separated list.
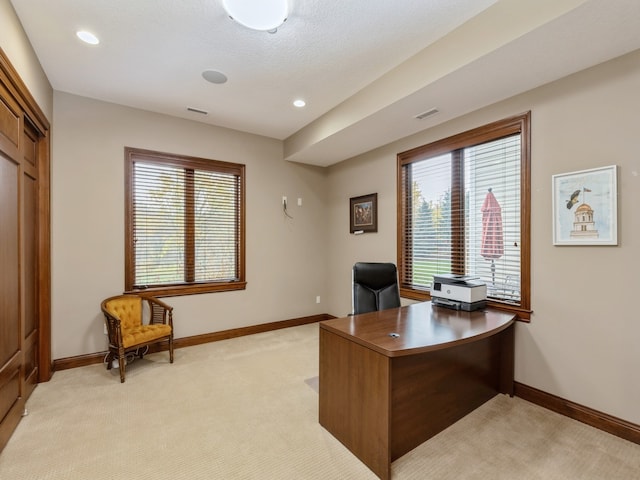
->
[390, 327, 512, 461]
[319, 328, 391, 480]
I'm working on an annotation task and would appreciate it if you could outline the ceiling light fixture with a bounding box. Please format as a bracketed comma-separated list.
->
[293, 99, 306, 108]
[76, 30, 99, 45]
[222, 0, 288, 33]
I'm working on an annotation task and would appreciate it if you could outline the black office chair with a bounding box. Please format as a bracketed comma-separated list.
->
[352, 262, 401, 315]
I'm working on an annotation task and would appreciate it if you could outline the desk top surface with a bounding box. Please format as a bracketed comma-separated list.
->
[320, 302, 516, 357]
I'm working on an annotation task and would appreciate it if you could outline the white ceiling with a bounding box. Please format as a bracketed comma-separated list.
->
[10, 0, 640, 166]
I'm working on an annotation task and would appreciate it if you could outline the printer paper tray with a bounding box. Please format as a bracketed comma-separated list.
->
[432, 297, 487, 312]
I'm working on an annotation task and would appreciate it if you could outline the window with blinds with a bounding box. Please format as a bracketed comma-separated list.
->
[397, 113, 531, 317]
[124, 148, 246, 296]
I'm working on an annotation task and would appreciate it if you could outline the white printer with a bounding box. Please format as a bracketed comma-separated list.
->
[430, 274, 487, 311]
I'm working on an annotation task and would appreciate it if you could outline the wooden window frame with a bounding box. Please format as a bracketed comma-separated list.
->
[124, 147, 246, 296]
[397, 112, 531, 320]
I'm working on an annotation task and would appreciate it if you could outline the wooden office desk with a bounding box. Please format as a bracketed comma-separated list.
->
[319, 301, 516, 480]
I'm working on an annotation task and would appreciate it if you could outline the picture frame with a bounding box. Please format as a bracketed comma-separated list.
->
[552, 165, 617, 245]
[350, 193, 377, 233]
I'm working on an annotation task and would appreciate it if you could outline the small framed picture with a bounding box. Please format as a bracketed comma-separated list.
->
[349, 193, 377, 233]
[552, 165, 617, 245]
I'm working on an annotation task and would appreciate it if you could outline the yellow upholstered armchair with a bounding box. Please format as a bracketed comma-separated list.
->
[101, 294, 174, 383]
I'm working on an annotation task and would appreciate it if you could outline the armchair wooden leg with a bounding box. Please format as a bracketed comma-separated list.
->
[106, 352, 113, 370]
[169, 336, 174, 364]
[118, 354, 126, 383]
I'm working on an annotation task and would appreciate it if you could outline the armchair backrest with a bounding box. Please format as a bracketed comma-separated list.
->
[352, 262, 401, 315]
[102, 295, 142, 330]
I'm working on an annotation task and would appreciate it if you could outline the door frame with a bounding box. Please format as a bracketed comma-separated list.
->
[0, 47, 51, 382]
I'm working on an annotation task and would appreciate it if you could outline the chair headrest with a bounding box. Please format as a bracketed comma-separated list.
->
[353, 262, 398, 289]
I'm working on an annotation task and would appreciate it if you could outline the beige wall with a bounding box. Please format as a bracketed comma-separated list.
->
[51, 92, 328, 359]
[326, 49, 640, 425]
[0, 0, 52, 120]
[3, 0, 638, 429]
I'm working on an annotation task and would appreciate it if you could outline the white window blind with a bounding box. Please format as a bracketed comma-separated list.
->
[464, 135, 521, 303]
[193, 170, 239, 282]
[405, 153, 453, 288]
[133, 162, 186, 286]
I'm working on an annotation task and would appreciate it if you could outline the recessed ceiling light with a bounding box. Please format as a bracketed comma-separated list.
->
[293, 99, 306, 108]
[202, 70, 228, 84]
[76, 30, 99, 45]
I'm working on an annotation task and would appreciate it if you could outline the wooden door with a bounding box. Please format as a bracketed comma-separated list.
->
[0, 50, 51, 452]
[0, 81, 25, 450]
[22, 120, 41, 400]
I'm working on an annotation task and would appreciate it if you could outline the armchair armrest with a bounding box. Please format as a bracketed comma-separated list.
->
[142, 295, 174, 327]
[102, 309, 124, 348]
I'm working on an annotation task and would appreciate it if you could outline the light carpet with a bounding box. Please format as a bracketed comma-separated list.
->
[1, 323, 639, 479]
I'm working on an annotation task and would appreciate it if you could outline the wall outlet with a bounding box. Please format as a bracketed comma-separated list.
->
[316, 296, 321, 304]
[282, 196, 287, 206]
[297, 197, 302, 206]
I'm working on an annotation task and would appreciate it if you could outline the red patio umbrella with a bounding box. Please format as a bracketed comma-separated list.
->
[480, 189, 503, 284]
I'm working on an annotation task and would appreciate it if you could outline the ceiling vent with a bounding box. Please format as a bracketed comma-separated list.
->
[415, 108, 439, 120]
[187, 107, 208, 115]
